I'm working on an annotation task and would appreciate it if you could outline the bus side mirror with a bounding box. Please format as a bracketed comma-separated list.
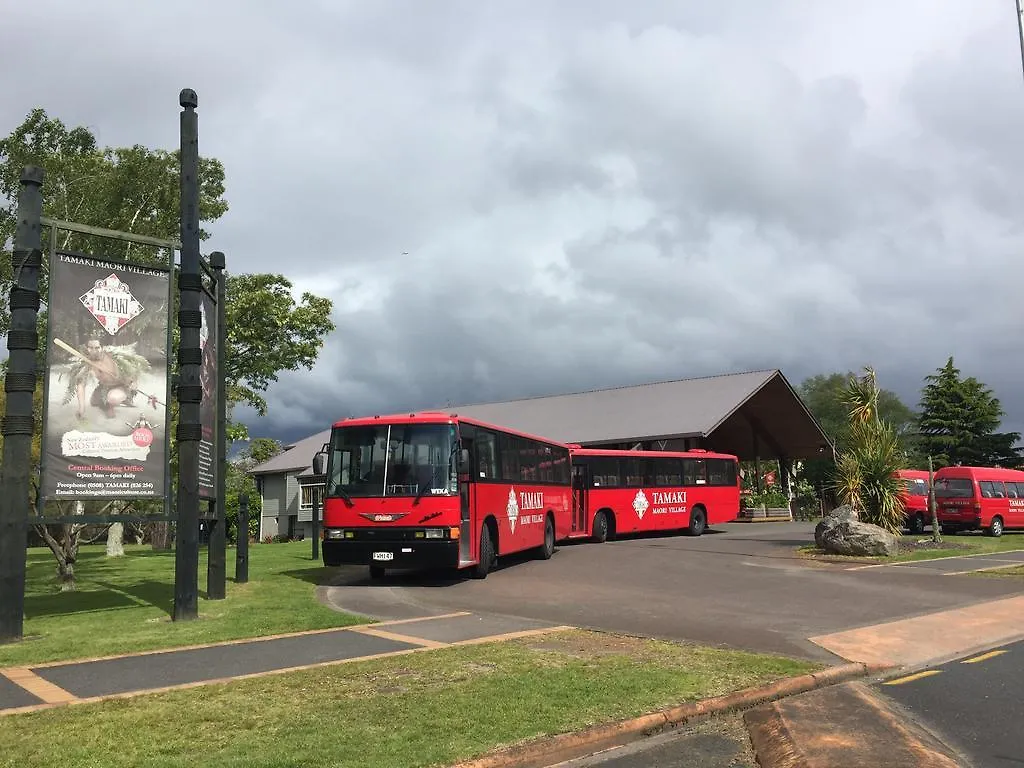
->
[312, 450, 327, 476]
[459, 449, 470, 468]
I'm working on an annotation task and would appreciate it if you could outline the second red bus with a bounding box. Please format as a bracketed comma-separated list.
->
[565, 447, 741, 541]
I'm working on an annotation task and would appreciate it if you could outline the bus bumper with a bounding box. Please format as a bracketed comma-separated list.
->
[322, 539, 460, 569]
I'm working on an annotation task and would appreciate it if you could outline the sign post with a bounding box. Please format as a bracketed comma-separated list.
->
[174, 89, 203, 621]
[0, 167, 44, 643]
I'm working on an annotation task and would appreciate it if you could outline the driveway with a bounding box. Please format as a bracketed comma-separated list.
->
[323, 522, 1024, 661]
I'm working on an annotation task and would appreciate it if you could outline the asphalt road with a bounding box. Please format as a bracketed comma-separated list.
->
[877, 640, 1024, 768]
[325, 523, 1024, 660]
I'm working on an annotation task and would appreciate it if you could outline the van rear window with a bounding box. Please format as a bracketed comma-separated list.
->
[902, 479, 928, 496]
[934, 478, 974, 498]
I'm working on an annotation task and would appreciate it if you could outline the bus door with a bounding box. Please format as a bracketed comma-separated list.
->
[572, 463, 589, 534]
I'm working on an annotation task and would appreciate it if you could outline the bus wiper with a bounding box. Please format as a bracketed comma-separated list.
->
[412, 480, 429, 506]
[334, 485, 353, 506]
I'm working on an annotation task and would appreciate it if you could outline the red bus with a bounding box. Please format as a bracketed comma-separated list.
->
[564, 447, 741, 541]
[315, 412, 572, 579]
[933, 465, 1024, 537]
[896, 469, 931, 534]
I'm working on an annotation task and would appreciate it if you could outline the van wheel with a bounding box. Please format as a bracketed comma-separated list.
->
[688, 507, 707, 537]
[369, 565, 385, 580]
[592, 510, 608, 543]
[910, 513, 925, 535]
[539, 515, 555, 560]
[471, 523, 494, 579]
[988, 516, 1004, 538]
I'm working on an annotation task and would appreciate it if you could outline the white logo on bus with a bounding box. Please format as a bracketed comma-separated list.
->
[632, 490, 649, 520]
[507, 488, 520, 534]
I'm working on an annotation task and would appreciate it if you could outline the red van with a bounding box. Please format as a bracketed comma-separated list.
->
[933, 466, 1024, 537]
[896, 469, 931, 534]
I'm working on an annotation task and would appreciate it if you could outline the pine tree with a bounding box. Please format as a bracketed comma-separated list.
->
[917, 357, 1021, 467]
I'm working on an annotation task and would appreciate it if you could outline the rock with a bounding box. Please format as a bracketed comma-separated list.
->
[814, 505, 859, 548]
[820, 519, 899, 557]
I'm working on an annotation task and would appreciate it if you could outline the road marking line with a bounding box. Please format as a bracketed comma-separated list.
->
[882, 670, 942, 686]
[348, 626, 448, 649]
[849, 549, 1024, 570]
[0, 667, 78, 703]
[944, 563, 1024, 576]
[961, 650, 1008, 664]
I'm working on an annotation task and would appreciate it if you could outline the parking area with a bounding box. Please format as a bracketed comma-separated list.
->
[322, 522, 1024, 662]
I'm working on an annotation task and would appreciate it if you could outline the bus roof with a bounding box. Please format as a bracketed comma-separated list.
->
[934, 465, 1024, 480]
[329, 411, 570, 448]
[895, 469, 930, 480]
[568, 446, 738, 461]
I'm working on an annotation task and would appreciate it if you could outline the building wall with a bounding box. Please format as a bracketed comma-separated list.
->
[258, 471, 325, 541]
[259, 474, 286, 539]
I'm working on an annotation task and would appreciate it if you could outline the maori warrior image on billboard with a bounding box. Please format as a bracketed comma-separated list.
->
[40, 252, 170, 499]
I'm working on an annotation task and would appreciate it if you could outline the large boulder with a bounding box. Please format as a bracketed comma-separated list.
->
[814, 505, 859, 548]
[820, 519, 899, 557]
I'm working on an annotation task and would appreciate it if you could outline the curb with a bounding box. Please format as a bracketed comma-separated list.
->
[448, 661, 888, 768]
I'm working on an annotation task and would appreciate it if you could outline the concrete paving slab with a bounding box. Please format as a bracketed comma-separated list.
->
[0, 672, 42, 710]
[808, 594, 1024, 668]
[32, 628, 418, 699]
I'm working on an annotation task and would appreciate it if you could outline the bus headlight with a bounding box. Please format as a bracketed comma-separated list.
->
[326, 529, 345, 540]
[424, 528, 446, 539]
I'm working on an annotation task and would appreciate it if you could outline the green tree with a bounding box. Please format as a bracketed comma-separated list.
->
[225, 438, 283, 543]
[1, 108, 335, 582]
[917, 357, 1022, 468]
[1, 107, 228, 324]
[831, 367, 907, 534]
[797, 371, 919, 495]
[225, 275, 335, 438]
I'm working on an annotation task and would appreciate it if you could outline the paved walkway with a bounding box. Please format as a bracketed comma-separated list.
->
[0, 611, 567, 716]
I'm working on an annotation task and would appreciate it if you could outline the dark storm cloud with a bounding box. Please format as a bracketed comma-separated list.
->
[3, 1, 1023, 445]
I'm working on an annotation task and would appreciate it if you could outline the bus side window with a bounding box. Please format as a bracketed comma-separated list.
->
[476, 430, 498, 480]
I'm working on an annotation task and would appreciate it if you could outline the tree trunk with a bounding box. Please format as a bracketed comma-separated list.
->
[150, 521, 172, 550]
[36, 500, 85, 591]
[106, 521, 125, 557]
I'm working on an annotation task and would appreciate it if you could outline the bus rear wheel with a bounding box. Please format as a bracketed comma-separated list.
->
[988, 516, 1004, 537]
[687, 507, 707, 537]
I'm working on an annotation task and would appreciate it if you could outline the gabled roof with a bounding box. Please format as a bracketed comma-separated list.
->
[249, 429, 331, 476]
[448, 370, 779, 444]
[447, 369, 832, 460]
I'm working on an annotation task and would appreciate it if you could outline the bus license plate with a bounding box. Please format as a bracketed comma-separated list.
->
[372, 552, 394, 561]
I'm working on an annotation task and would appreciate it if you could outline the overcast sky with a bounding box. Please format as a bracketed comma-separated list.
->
[3, 0, 1024, 447]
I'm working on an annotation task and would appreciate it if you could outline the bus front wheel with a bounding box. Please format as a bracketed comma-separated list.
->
[592, 510, 609, 543]
[471, 523, 494, 579]
[539, 515, 555, 560]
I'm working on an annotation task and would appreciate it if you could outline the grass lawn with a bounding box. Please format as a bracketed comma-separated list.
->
[0, 629, 820, 768]
[798, 532, 1024, 564]
[969, 564, 1024, 579]
[0, 542, 366, 667]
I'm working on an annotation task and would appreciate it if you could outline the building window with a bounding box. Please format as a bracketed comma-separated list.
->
[300, 483, 324, 510]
